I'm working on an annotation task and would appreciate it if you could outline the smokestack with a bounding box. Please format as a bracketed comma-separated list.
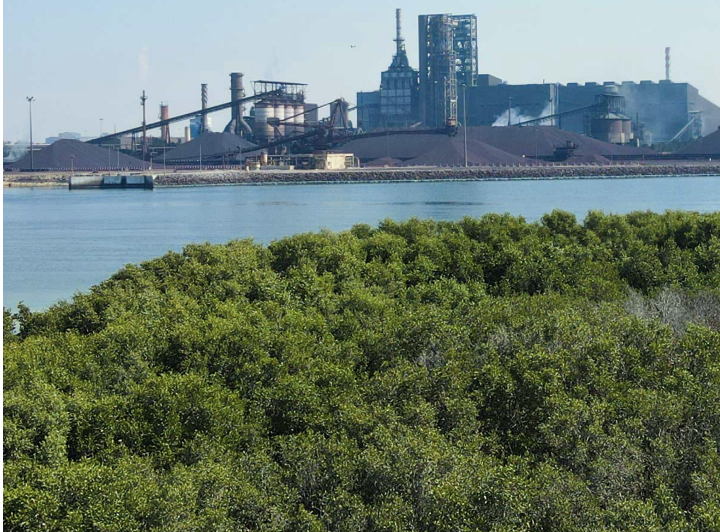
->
[201, 84, 208, 133]
[665, 47, 671, 81]
[395, 8, 404, 56]
[224, 72, 252, 136]
[159, 103, 170, 144]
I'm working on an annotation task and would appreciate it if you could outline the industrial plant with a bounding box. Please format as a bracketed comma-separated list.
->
[6, 8, 720, 172]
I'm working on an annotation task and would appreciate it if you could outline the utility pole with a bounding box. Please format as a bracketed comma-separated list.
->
[140, 90, 148, 166]
[26, 97, 35, 170]
[462, 84, 468, 167]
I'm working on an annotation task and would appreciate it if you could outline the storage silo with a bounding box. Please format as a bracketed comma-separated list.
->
[294, 103, 305, 135]
[285, 103, 295, 135]
[274, 103, 286, 137]
[253, 101, 274, 141]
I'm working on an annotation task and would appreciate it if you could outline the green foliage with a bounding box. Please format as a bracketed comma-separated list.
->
[5, 210, 720, 531]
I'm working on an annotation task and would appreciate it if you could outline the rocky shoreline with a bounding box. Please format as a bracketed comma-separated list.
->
[4, 164, 719, 188]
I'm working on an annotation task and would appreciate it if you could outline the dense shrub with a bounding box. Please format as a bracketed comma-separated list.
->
[4, 210, 720, 531]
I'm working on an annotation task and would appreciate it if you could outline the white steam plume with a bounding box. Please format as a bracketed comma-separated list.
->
[493, 103, 552, 127]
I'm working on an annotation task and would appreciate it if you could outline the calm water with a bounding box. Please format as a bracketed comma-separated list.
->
[4, 176, 720, 310]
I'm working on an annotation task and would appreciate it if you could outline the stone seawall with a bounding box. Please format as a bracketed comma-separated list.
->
[4, 164, 719, 188]
[156, 165, 720, 186]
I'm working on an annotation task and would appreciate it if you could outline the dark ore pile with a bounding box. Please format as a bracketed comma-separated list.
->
[678, 128, 720, 155]
[161, 132, 258, 162]
[336, 126, 655, 165]
[7, 140, 153, 171]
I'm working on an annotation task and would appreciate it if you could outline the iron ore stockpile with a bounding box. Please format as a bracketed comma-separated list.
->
[403, 137, 526, 166]
[338, 133, 523, 166]
[466, 126, 655, 158]
[678, 127, 720, 156]
[338, 126, 655, 166]
[6, 139, 152, 171]
[161, 132, 258, 163]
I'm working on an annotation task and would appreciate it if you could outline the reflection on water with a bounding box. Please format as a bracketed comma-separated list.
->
[4, 176, 720, 310]
[382, 201, 494, 206]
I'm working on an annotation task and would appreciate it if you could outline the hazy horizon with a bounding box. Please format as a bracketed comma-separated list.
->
[4, 0, 719, 142]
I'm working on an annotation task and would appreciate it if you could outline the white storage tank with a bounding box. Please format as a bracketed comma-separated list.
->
[285, 104, 295, 135]
[294, 103, 305, 135]
[253, 101, 274, 141]
[274, 103, 286, 137]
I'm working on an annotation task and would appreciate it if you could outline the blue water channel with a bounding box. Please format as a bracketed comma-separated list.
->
[4, 175, 720, 310]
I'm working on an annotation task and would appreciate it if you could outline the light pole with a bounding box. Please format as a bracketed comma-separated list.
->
[462, 84, 468, 167]
[26, 97, 35, 170]
[70, 155, 74, 175]
[100, 118, 104, 137]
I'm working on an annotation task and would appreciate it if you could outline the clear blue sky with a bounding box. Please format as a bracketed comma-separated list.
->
[4, 0, 719, 142]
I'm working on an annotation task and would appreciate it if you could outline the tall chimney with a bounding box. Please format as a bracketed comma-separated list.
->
[225, 72, 252, 136]
[201, 84, 208, 133]
[159, 103, 170, 144]
[394, 8, 404, 56]
[665, 47, 671, 81]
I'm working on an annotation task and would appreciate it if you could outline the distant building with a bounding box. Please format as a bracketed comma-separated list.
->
[464, 77, 720, 143]
[418, 13, 478, 127]
[356, 91, 380, 131]
[356, 9, 420, 131]
[45, 132, 84, 144]
[189, 115, 213, 139]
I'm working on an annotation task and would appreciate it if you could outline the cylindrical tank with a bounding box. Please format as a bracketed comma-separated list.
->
[253, 101, 274, 141]
[294, 103, 305, 134]
[592, 118, 624, 144]
[622, 119, 632, 139]
[285, 104, 295, 135]
[274, 103, 286, 137]
[184, 126, 191, 143]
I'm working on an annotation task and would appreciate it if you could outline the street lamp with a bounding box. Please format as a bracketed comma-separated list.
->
[26, 97, 35, 170]
[462, 84, 468, 168]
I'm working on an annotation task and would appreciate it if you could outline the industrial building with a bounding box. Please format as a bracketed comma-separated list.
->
[463, 77, 720, 143]
[357, 9, 420, 131]
[358, 11, 478, 131]
[357, 10, 720, 145]
[418, 13, 477, 128]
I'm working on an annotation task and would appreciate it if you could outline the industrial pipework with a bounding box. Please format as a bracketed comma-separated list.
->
[224, 73, 253, 136]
